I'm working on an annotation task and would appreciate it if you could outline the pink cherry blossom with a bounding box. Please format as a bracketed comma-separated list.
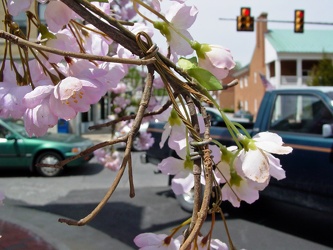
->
[153, 76, 165, 89]
[94, 148, 122, 171]
[160, 120, 186, 150]
[82, 24, 112, 56]
[128, 22, 154, 39]
[65, 58, 109, 93]
[158, 155, 194, 195]
[114, 96, 130, 110]
[157, 2, 198, 56]
[104, 151, 122, 171]
[23, 85, 58, 137]
[0, 61, 31, 118]
[7, 0, 33, 16]
[44, 1, 76, 32]
[45, 29, 80, 64]
[28, 60, 52, 84]
[134, 233, 182, 250]
[214, 145, 263, 207]
[97, 63, 127, 90]
[94, 148, 107, 160]
[91, 2, 111, 16]
[135, 132, 155, 151]
[0, 82, 31, 119]
[221, 176, 260, 208]
[49, 76, 105, 120]
[195, 43, 236, 80]
[159, 106, 193, 151]
[109, 82, 127, 94]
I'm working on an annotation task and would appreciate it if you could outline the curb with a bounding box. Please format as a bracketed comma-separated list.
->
[0, 204, 130, 250]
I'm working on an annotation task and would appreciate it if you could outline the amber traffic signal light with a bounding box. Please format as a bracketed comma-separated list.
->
[237, 7, 254, 32]
[294, 10, 304, 33]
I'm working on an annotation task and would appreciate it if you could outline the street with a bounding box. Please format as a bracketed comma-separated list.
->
[0, 152, 333, 249]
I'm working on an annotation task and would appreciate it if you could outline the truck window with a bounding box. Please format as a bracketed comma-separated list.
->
[269, 94, 333, 134]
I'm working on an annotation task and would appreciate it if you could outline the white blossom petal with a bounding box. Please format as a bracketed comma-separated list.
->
[171, 171, 193, 195]
[267, 154, 286, 180]
[241, 149, 270, 183]
[158, 157, 184, 175]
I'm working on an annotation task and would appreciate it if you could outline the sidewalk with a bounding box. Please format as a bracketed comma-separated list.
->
[0, 199, 132, 250]
[81, 126, 112, 143]
[0, 220, 56, 250]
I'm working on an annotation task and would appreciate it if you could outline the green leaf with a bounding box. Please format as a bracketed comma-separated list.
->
[178, 57, 197, 71]
[187, 67, 222, 91]
[39, 24, 56, 40]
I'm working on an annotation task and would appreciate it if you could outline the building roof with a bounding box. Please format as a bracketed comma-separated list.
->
[265, 29, 333, 53]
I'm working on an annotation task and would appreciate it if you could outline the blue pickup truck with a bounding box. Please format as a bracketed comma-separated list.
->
[142, 87, 333, 212]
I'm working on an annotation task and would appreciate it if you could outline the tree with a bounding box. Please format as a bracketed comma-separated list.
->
[309, 53, 333, 86]
[0, 1, 292, 249]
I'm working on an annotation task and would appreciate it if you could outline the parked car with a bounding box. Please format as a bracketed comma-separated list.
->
[0, 119, 94, 177]
[142, 87, 333, 212]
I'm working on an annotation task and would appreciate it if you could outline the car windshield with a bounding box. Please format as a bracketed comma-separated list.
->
[322, 92, 333, 109]
[325, 91, 333, 103]
[4, 119, 28, 137]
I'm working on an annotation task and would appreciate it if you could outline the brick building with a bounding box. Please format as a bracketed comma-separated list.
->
[231, 13, 333, 119]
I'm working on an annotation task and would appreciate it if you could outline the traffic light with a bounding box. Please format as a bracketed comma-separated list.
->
[294, 10, 304, 33]
[237, 7, 254, 32]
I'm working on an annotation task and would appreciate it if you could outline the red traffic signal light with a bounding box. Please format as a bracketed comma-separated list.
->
[237, 7, 254, 32]
[241, 7, 251, 17]
[294, 10, 304, 33]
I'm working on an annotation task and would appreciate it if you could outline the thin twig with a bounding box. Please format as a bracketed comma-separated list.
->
[36, 137, 127, 169]
[88, 99, 173, 130]
[58, 37, 155, 226]
[0, 30, 155, 65]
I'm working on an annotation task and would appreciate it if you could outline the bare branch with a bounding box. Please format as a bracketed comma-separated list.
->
[0, 30, 155, 65]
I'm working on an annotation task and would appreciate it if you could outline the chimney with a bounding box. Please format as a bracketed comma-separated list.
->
[256, 13, 268, 49]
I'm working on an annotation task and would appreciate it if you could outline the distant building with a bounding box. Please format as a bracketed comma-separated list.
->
[231, 13, 333, 119]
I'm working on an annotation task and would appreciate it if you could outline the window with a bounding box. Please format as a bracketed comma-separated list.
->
[244, 77, 248, 87]
[270, 94, 333, 134]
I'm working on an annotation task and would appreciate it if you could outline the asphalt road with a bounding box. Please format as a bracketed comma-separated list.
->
[0, 152, 333, 249]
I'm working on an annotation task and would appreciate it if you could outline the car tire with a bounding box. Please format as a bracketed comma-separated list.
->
[176, 185, 222, 213]
[34, 151, 64, 177]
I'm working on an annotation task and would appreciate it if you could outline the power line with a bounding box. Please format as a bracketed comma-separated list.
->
[219, 18, 333, 26]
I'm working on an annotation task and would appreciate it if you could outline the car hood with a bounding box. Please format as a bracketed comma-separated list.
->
[37, 133, 91, 144]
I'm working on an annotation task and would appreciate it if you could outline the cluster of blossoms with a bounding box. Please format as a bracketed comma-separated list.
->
[1, 0, 293, 249]
[1, 0, 235, 134]
[156, 106, 292, 208]
[134, 232, 228, 250]
[94, 148, 123, 171]
[2, 1, 132, 136]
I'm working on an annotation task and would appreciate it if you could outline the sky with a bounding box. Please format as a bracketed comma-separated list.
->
[158, 0, 333, 66]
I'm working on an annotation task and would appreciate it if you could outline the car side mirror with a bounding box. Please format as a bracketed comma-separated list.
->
[322, 124, 333, 137]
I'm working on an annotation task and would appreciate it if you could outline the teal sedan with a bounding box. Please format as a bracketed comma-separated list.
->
[0, 119, 94, 177]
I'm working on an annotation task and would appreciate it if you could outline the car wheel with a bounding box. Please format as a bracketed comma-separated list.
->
[176, 185, 218, 213]
[35, 152, 64, 177]
[176, 189, 195, 213]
